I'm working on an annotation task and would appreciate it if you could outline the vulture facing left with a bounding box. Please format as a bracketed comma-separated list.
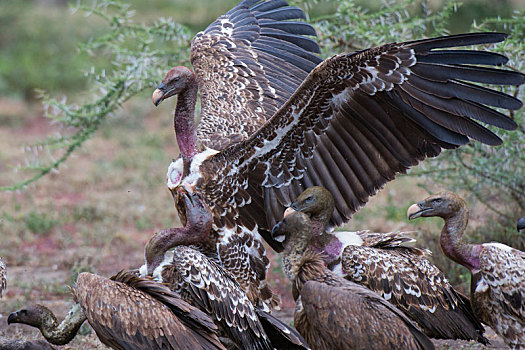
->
[408, 191, 525, 349]
[152, 0, 525, 309]
[279, 186, 487, 343]
[8, 271, 225, 350]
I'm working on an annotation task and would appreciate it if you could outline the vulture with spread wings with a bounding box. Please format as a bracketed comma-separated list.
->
[151, 0, 525, 309]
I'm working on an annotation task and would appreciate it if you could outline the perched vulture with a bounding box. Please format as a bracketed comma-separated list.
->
[0, 257, 5, 298]
[278, 186, 487, 343]
[8, 271, 225, 350]
[408, 191, 525, 349]
[271, 210, 434, 350]
[142, 187, 309, 350]
[152, 0, 525, 309]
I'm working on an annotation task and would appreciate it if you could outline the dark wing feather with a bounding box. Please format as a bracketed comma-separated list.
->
[74, 272, 224, 350]
[341, 245, 487, 343]
[191, 0, 321, 150]
[197, 32, 524, 236]
[297, 280, 434, 349]
[255, 308, 310, 349]
[167, 246, 272, 350]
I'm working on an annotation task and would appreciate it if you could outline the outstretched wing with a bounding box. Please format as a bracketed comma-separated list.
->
[164, 246, 272, 350]
[191, 0, 322, 150]
[198, 32, 524, 235]
[74, 271, 224, 350]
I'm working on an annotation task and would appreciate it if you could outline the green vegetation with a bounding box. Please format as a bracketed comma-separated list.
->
[25, 211, 58, 235]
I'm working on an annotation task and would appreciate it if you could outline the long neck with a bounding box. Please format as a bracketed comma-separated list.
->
[309, 233, 341, 264]
[41, 303, 87, 345]
[174, 74, 198, 160]
[146, 225, 210, 274]
[310, 216, 328, 236]
[282, 237, 310, 280]
[439, 206, 481, 271]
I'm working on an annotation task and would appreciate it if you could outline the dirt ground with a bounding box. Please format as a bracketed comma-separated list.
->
[0, 97, 509, 349]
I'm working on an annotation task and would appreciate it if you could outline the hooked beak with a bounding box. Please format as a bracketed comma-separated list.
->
[152, 88, 165, 107]
[152, 82, 168, 106]
[7, 311, 19, 325]
[271, 221, 286, 243]
[283, 207, 295, 218]
[407, 202, 430, 220]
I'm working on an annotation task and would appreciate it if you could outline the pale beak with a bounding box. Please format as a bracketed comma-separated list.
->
[283, 207, 295, 218]
[152, 89, 164, 106]
[407, 203, 422, 220]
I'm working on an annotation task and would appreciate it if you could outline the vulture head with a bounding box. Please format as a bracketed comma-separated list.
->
[517, 217, 525, 233]
[272, 210, 313, 279]
[8, 303, 85, 345]
[145, 186, 213, 275]
[407, 191, 468, 221]
[8, 304, 52, 329]
[288, 186, 335, 225]
[152, 66, 196, 107]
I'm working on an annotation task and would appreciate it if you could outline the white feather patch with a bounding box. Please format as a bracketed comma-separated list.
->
[332, 231, 364, 247]
[166, 158, 183, 190]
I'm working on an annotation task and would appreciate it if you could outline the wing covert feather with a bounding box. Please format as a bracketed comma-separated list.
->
[198, 32, 524, 233]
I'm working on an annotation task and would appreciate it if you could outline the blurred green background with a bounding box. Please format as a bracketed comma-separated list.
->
[1, 0, 522, 101]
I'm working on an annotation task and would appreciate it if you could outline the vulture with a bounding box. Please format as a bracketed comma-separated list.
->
[152, 0, 525, 309]
[142, 187, 309, 350]
[0, 257, 5, 298]
[408, 191, 525, 349]
[8, 271, 225, 350]
[278, 186, 487, 343]
[271, 209, 435, 350]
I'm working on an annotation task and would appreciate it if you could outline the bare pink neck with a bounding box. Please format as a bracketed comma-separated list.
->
[174, 73, 198, 160]
[439, 206, 481, 271]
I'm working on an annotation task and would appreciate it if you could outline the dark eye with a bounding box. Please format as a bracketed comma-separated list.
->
[432, 198, 442, 204]
[305, 196, 313, 203]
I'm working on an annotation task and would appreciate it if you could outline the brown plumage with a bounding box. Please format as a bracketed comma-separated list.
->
[0, 257, 6, 298]
[153, 0, 322, 308]
[141, 186, 296, 347]
[272, 210, 434, 350]
[142, 238, 309, 349]
[153, 0, 524, 312]
[280, 186, 487, 343]
[8, 271, 225, 350]
[408, 191, 525, 349]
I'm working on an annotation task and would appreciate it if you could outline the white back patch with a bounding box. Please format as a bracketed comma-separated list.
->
[332, 231, 364, 247]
